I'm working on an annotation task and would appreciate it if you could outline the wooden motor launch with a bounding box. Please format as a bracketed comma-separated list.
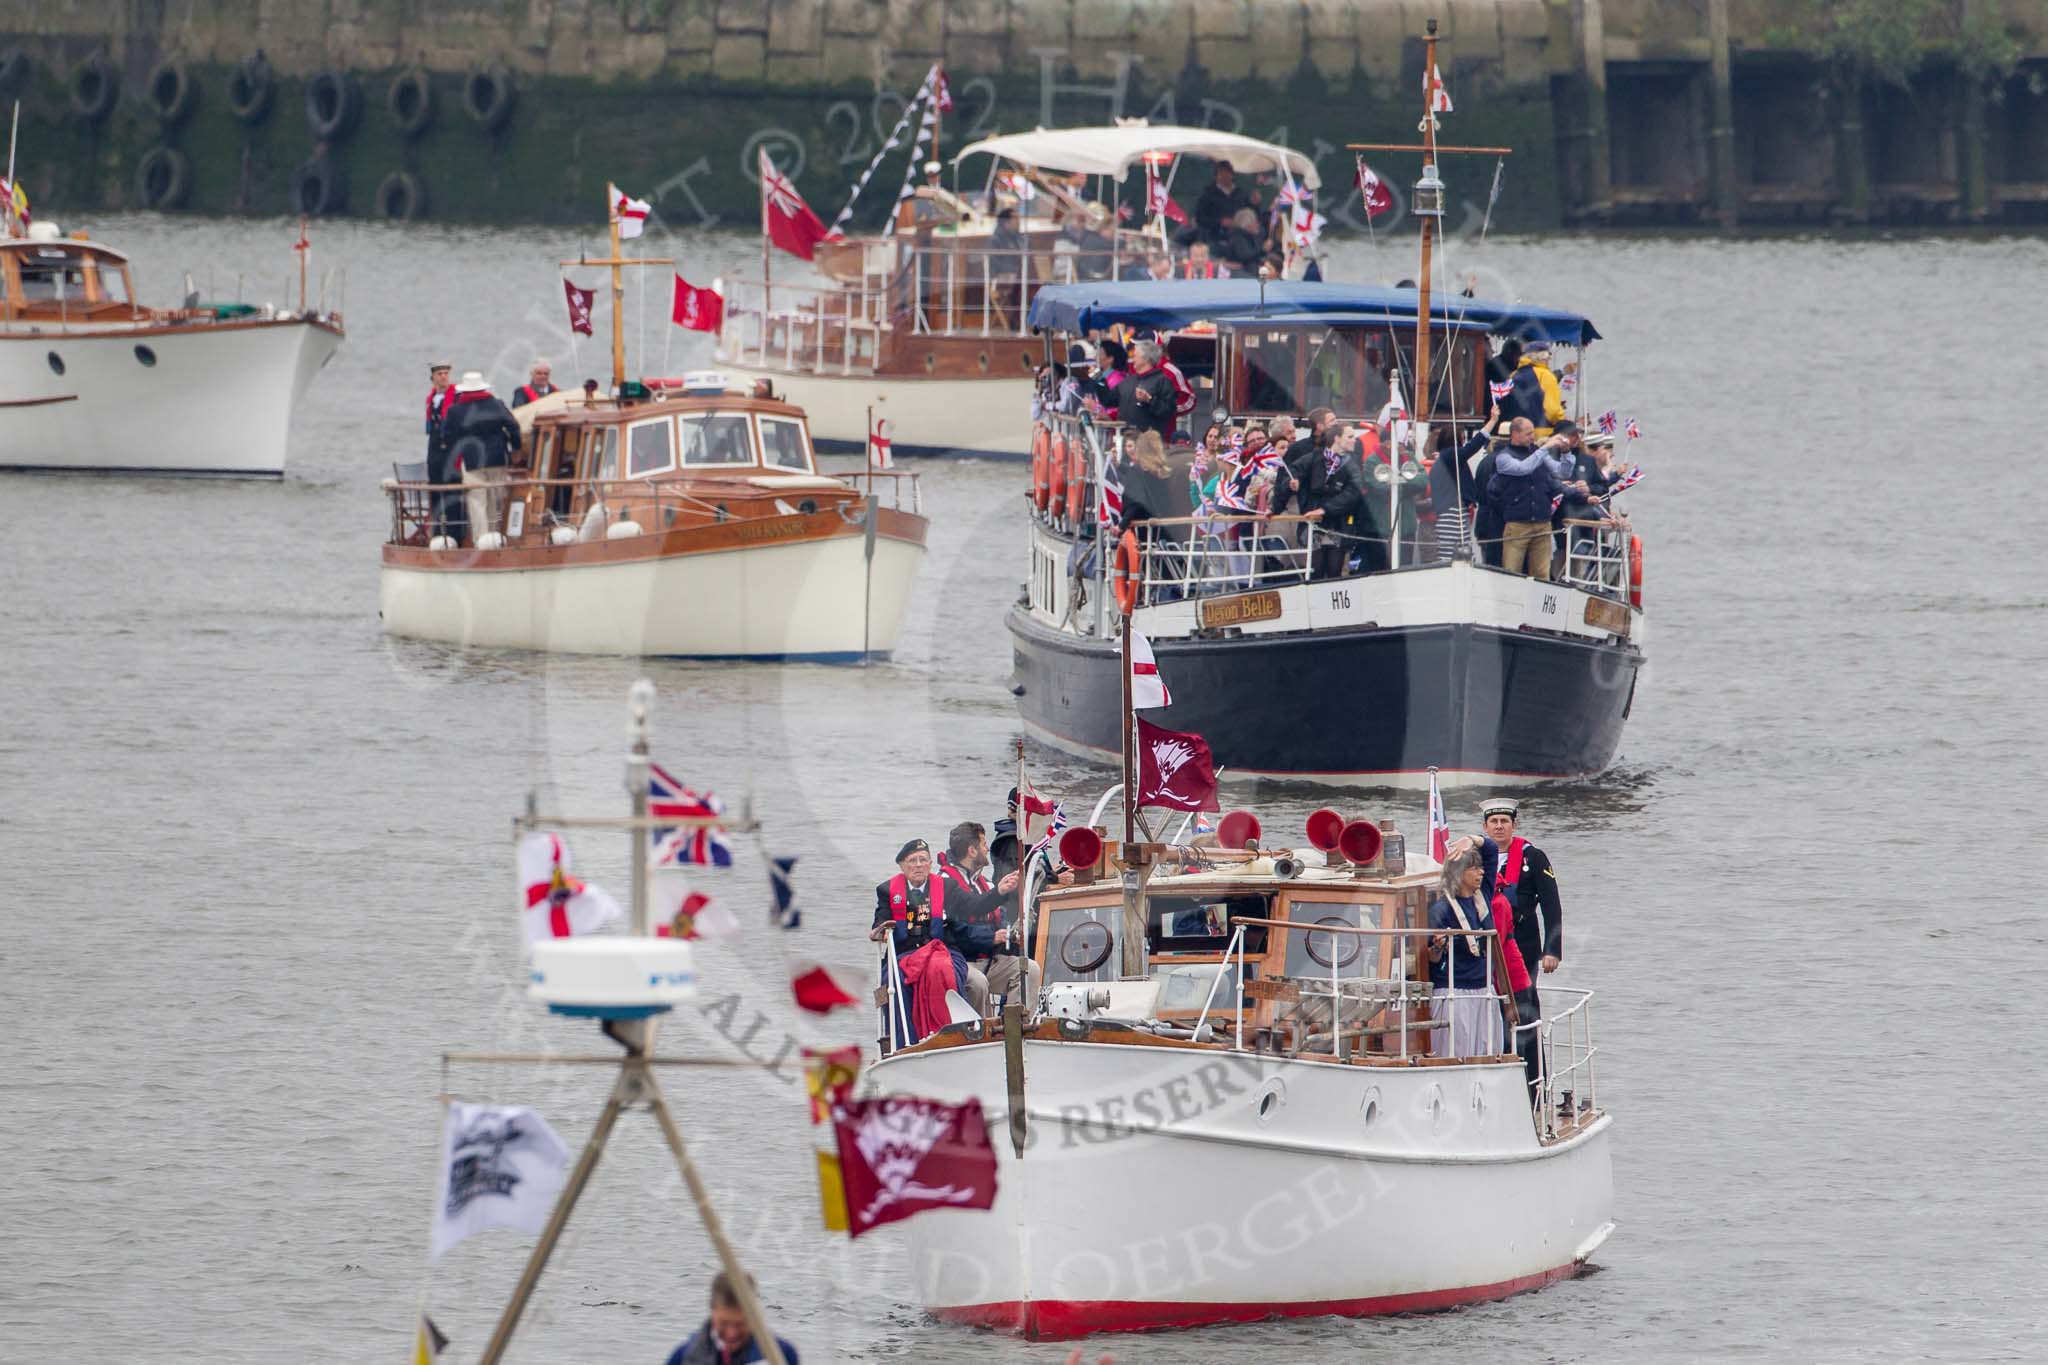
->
[712, 121, 1320, 460]
[379, 197, 928, 661]
[0, 119, 344, 475]
[864, 794, 1613, 1339]
[1006, 25, 1647, 788]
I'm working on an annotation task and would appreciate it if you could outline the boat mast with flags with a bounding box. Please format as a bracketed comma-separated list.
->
[1007, 19, 1649, 789]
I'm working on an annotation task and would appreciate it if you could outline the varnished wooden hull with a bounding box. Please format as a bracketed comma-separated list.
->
[378, 509, 927, 659]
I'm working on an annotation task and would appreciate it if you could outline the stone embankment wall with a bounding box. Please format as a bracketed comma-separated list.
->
[0, 0, 2043, 229]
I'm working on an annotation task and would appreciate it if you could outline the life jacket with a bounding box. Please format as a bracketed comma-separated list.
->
[1179, 260, 1222, 279]
[886, 872, 945, 924]
[515, 382, 556, 405]
[425, 387, 452, 427]
[935, 855, 986, 897]
[1496, 836, 1526, 907]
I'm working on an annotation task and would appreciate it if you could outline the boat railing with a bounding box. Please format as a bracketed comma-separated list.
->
[1515, 985, 1599, 1138]
[907, 245, 1077, 338]
[1126, 515, 1319, 608]
[1222, 916, 1507, 1064]
[380, 469, 919, 547]
[1558, 518, 1632, 602]
[719, 277, 889, 376]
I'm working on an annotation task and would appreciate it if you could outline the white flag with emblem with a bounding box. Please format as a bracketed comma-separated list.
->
[429, 1103, 570, 1259]
[1131, 629, 1173, 710]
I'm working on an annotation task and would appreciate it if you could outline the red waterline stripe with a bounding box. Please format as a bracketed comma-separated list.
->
[930, 1258, 1585, 1340]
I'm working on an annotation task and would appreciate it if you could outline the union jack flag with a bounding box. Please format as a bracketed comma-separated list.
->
[1559, 371, 1576, 392]
[649, 763, 732, 867]
[1426, 767, 1449, 864]
[1096, 450, 1125, 528]
[1028, 802, 1070, 861]
[1596, 409, 1618, 436]
[1609, 466, 1645, 495]
[1624, 416, 1640, 440]
[1489, 378, 1515, 401]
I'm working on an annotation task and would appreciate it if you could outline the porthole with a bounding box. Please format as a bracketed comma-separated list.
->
[977, 351, 990, 373]
[1018, 350, 1035, 372]
[134, 344, 158, 367]
[923, 352, 936, 373]
[1253, 1077, 1286, 1124]
[1303, 915, 1362, 969]
[1058, 920, 1112, 973]
[714, 503, 729, 523]
[1257, 1093, 1278, 1120]
[1360, 1085, 1382, 1127]
[797, 498, 817, 515]
[46, 351, 64, 375]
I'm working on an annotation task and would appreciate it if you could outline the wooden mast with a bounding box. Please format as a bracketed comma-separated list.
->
[1414, 20, 1441, 465]
[562, 197, 672, 395]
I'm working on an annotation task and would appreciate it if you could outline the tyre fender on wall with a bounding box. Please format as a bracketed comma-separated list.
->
[292, 156, 348, 217]
[145, 59, 198, 126]
[70, 54, 119, 123]
[135, 147, 192, 211]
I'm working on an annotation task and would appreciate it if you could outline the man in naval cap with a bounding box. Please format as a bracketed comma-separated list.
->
[1479, 797, 1564, 1108]
[870, 838, 990, 1033]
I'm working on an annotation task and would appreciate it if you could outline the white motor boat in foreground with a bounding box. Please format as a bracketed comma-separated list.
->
[866, 811, 1612, 1339]
[0, 221, 343, 475]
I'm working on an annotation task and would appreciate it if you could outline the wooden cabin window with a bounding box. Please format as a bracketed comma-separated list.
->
[1392, 330, 1489, 418]
[1238, 330, 1305, 413]
[1281, 897, 1385, 980]
[593, 427, 619, 483]
[1039, 900, 1121, 985]
[19, 251, 87, 304]
[626, 417, 675, 477]
[680, 413, 754, 467]
[757, 415, 813, 471]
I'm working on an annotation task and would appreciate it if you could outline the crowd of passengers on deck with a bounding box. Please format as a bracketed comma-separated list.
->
[1032, 330, 1638, 590]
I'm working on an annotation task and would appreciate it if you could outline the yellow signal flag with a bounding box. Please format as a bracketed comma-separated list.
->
[413, 1313, 448, 1363]
[801, 1044, 862, 1125]
[815, 1148, 849, 1232]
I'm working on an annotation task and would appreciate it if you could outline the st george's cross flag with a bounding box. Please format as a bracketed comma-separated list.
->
[609, 183, 651, 238]
[516, 832, 623, 945]
[1427, 767, 1451, 864]
[429, 1103, 569, 1259]
[1426, 61, 1454, 113]
[1131, 630, 1173, 710]
[562, 280, 595, 337]
[868, 417, 893, 469]
[671, 275, 723, 332]
[1134, 717, 1220, 812]
[760, 149, 832, 260]
[648, 763, 732, 866]
[1145, 162, 1189, 225]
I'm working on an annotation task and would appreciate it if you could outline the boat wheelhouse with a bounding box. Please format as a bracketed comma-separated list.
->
[866, 811, 1612, 1337]
[1011, 278, 1644, 788]
[0, 221, 344, 475]
[713, 123, 1321, 460]
[379, 381, 927, 660]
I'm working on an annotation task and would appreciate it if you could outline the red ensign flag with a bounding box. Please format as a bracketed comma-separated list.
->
[671, 274, 724, 332]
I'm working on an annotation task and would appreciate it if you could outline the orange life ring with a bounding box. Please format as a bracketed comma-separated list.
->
[1111, 528, 1141, 614]
[1628, 534, 1644, 609]
[1032, 429, 1052, 512]
[1048, 432, 1070, 510]
[1064, 438, 1085, 524]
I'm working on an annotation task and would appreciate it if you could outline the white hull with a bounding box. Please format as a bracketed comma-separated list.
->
[379, 531, 925, 659]
[0, 318, 342, 475]
[713, 363, 1034, 459]
[869, 1038, 1613, 1338]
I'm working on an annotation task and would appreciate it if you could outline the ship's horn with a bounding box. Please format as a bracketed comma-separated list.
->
[1337, 819, 1384, 866]
[1058, 825, 1104, 870]
[1217, 809, 1262, 850]
[1305, 807, 1345, 851]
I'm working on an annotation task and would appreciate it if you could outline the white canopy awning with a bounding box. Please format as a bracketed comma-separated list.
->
[952, 123, 1321, 189]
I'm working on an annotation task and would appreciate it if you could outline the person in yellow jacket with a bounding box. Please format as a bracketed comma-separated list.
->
[1498, 339, 1568, 438]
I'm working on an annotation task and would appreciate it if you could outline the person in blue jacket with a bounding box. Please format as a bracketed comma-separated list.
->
[663, 1272, 799, 1365]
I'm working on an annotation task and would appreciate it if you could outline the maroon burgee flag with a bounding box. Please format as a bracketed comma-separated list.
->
[671, 274, 724, 333]
[759, 148, 831, 261]
[562, 280, 595, 336]
[830, 1095, 998, 1239]
[1355, 158, 1394, 220]
[1134, 716, 1220, 812]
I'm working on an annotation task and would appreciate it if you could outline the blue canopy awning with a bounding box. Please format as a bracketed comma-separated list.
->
[1026, 280, 1601, 346]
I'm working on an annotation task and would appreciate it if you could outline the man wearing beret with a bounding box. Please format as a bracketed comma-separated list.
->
[870, 839, 990, 1026]
[1480, 797, 1564, 1106]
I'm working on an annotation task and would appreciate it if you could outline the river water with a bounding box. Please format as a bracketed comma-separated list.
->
[3, 216, 2045, 1363]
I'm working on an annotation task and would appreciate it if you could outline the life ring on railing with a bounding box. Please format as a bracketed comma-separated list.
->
[1048, 432, 1070, 514]
[1111, 528, 1141, 615]
[1031, 430, 1051, 512]
[1064, 439, 1085, 524]
[1628, 534, 1644, 609]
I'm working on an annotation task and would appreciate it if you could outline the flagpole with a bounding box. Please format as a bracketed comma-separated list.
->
[760, 155, 773, 318]
[1119, 607, 1144, 978]
[609, 195, 627, 393]
[4, 101, 17, 238]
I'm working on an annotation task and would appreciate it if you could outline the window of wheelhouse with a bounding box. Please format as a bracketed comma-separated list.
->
[1281, 896, 1386, 980]
[680, 412, 755, 467]
[17, 250, 88, 305]
[1039, 900, 1120, 985]
[626, 417, 675, 478]
[757, 415, 814, 471]
[1391, 328, 1489, 420]
[1235, 329, 1306, 413]
[591, 426, 620, 483]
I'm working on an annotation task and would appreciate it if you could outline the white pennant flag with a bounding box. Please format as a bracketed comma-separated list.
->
[429, 1103, 570, 1260]
[517, 832, 623, 946]
[1132, 630, 1173, 710]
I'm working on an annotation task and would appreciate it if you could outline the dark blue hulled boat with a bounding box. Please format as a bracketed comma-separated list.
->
[1010, 279, 1645, 790]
